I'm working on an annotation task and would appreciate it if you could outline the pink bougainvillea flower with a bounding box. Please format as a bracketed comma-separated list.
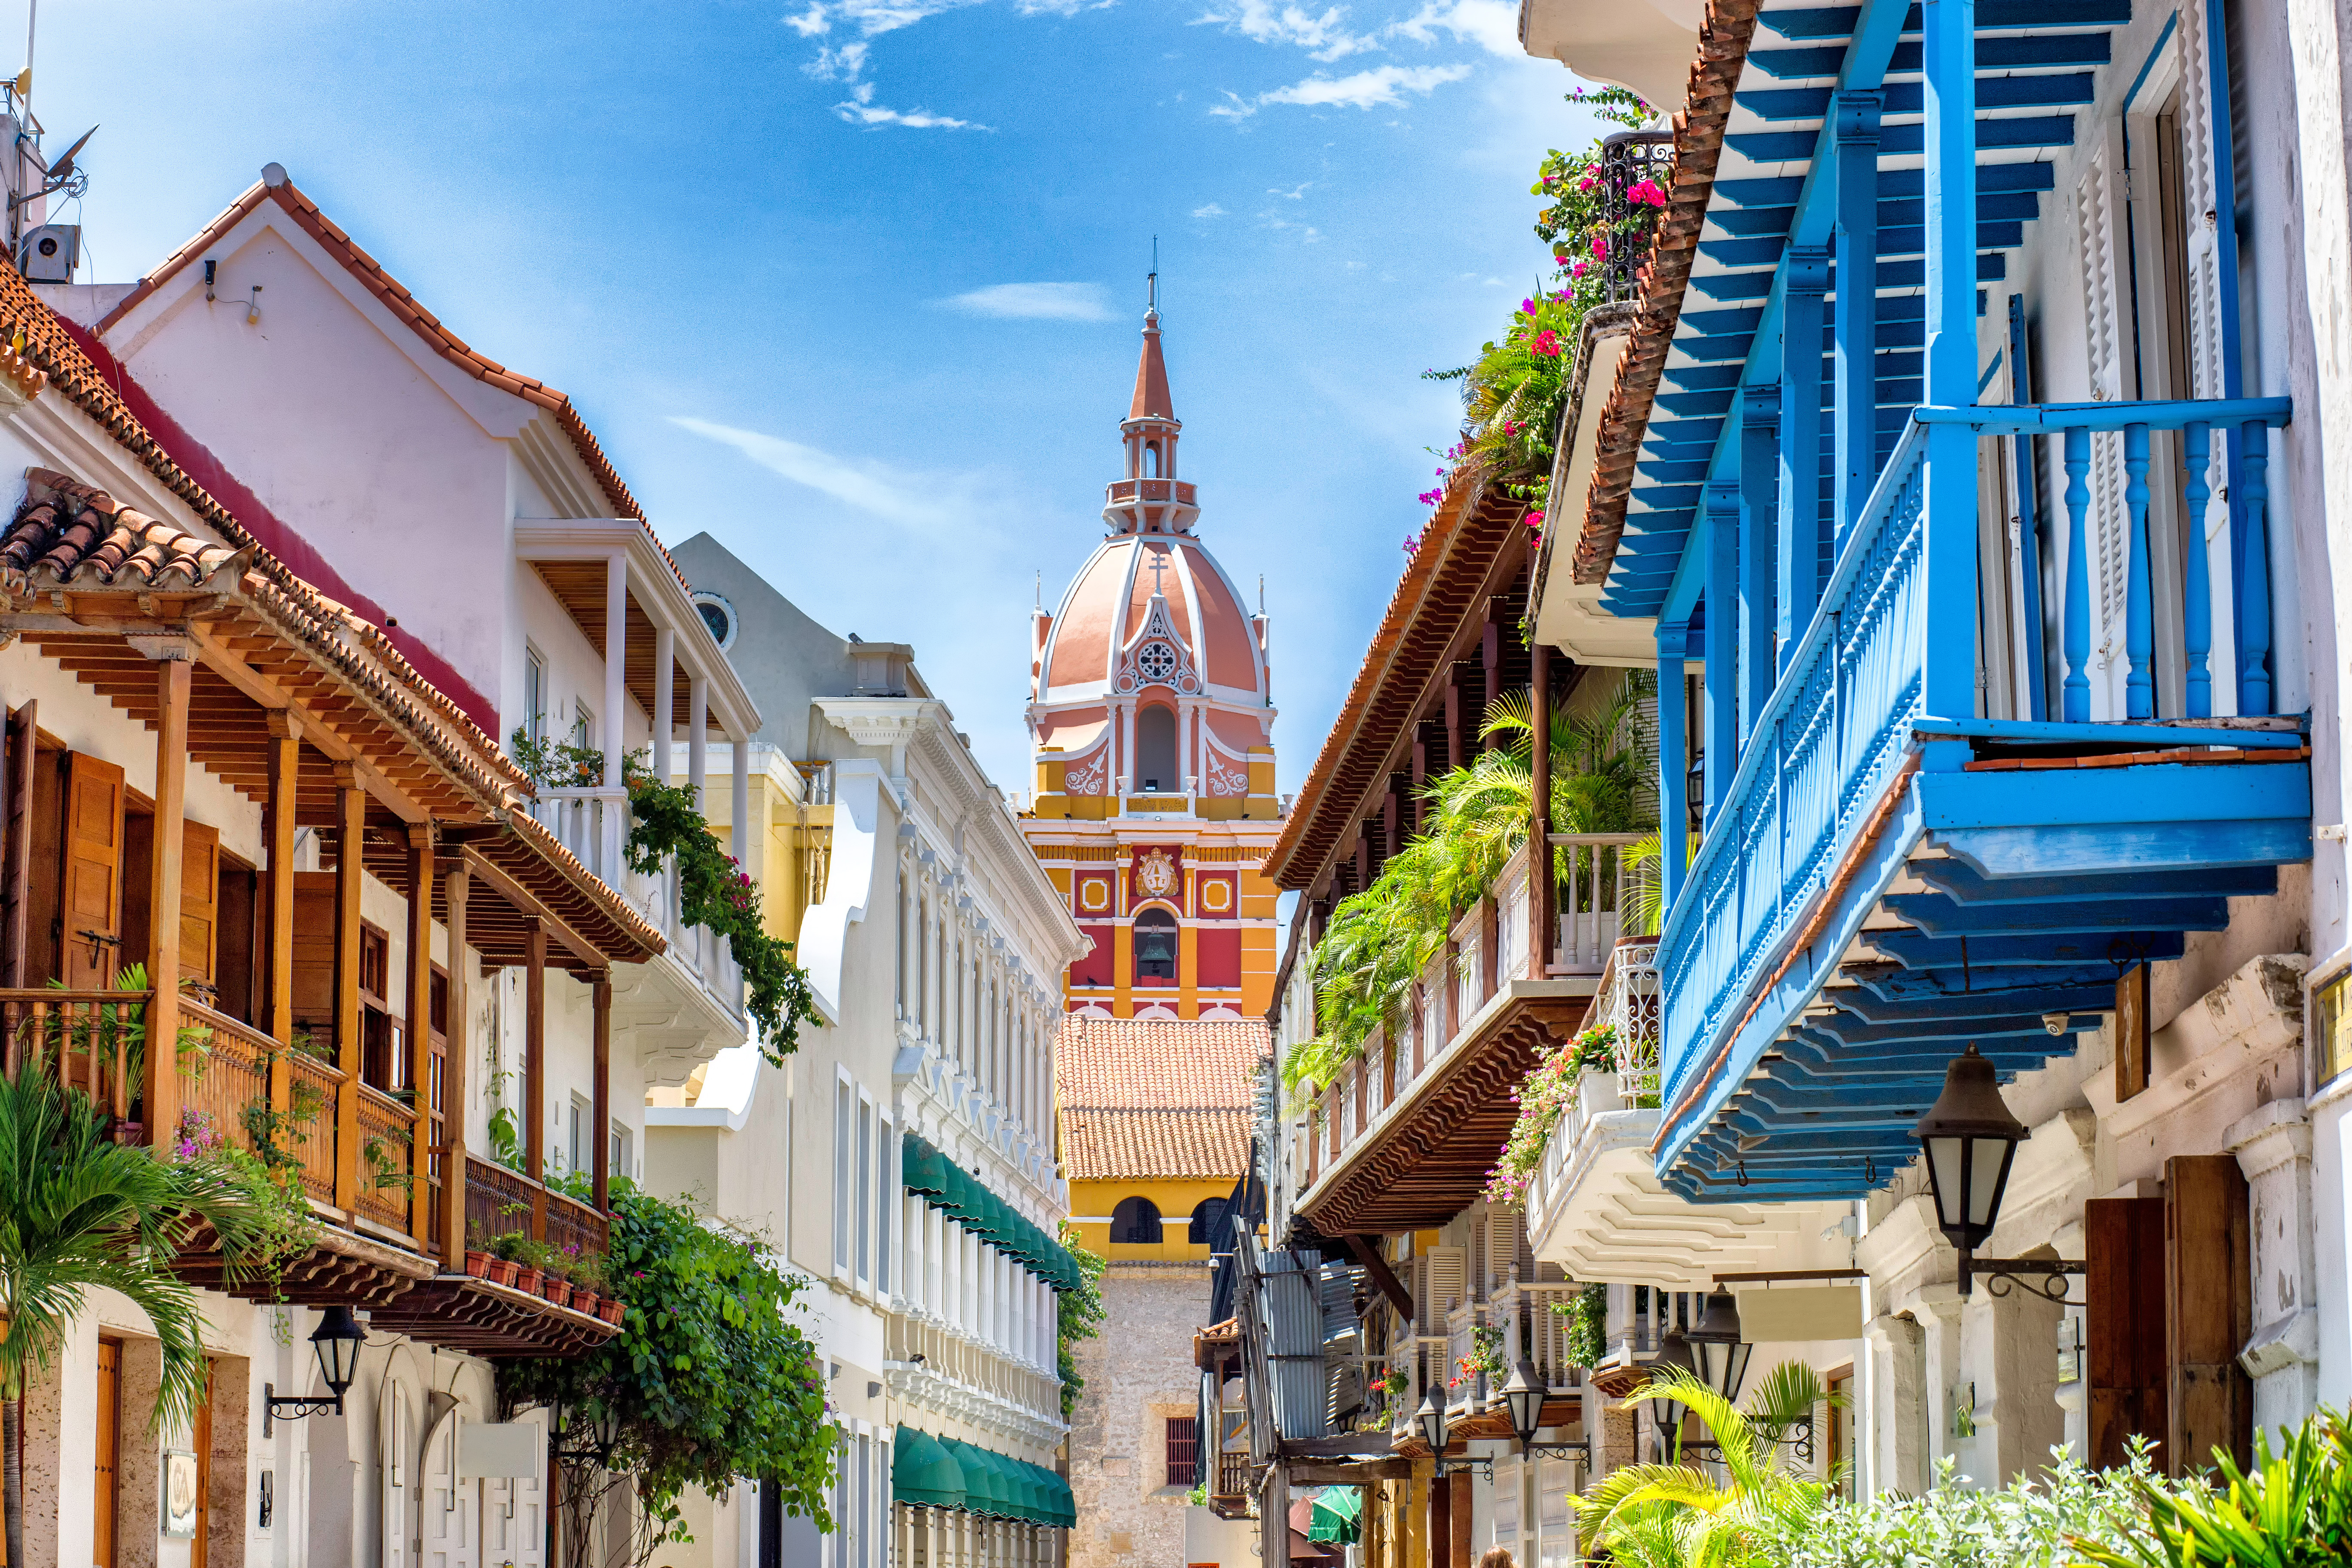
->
[1531, 329, 1562, 357]
[1592, 233, 1610, 260]
[1626, 179, 1669, 207]
[1571, 260, 1590, 278]
[1578, 175, 1597, 192]
[1526, 509, 1546, 528]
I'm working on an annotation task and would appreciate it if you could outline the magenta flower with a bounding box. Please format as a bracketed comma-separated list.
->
[1531, 329, 1562, 357]
[1526, 509, 1546, 528]
[1626, 179, 1669, 208]
[1571, 260, 1590, 278]
[1591, 234, 1610, 260]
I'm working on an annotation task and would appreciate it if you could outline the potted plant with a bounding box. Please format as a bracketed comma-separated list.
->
[490, 1231, 534, 1291]
[564, 1249, 606, 1313]
[597, 1296, 625, 1325]
[464, 1223, 497, 1280]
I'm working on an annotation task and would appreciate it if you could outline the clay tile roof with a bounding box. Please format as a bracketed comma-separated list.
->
[1057, 1015, 1266, 1182]
[3, 470, 240, 588]
[1569, 0, 1761, 587]
[94, 175, 691, 596]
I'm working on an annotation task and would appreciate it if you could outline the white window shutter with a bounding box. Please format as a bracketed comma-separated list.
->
[2074, 123, 2133, 710]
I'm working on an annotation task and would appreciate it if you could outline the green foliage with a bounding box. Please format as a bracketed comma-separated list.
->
[1483, 1023, 1614, 1207]
[0, 1062, 273, 1568]
[1418, 84, 1660, 514]
[497, 1182, 836, 1565]
[1577, 1361, 1837, 1568]
[1549, 1282, 1607, 1367]
[513, 730, 823, 1063]
[2071, 1409, 2352, 1568]
[1779, 1443, 2187, 1568]
[187, 1144, 319, 1303]
[1285, 680, 1653, 1099]
[1057, 1223, 1107, 1420]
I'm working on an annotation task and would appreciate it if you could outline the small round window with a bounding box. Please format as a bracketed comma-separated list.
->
[692, 592, 737, 651]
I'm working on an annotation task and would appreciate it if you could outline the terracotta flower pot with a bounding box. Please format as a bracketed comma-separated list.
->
[543, 1275, 571, 1304]
[489, 1259, 520, 1289]
[514, 1266, 542, 1295]
[570, 1285, 596, 1313]
[597, 1298, 625, 1325]
[464, 1250, 492, 1280]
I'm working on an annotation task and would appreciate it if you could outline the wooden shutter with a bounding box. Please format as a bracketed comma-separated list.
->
[178, 821, 219, 994]
[0, 700, 33, 986]
[58, 752, 125, 989]
[1164, 1415, 1199, 1489]
[1417, 1246, 1467, 1334]
[2086, 1196, 2166, 1468]
[2166, 1154, 2252, 1474]
[291, 874, 338, 1044]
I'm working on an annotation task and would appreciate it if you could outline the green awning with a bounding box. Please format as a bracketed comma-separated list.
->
[1033, 1465, 1076, 1528]
[1308, 1487, 1362, 1544]
[903, 1133, 1085, 1293]
[891, 1428, 965, 1512]
[945, 1439, 1005, 1519]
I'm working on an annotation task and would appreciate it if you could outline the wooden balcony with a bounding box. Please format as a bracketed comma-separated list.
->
[1291, 839, 1605, 1235]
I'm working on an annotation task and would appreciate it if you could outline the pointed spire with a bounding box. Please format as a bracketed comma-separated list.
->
[1129, 265, 1174, 421]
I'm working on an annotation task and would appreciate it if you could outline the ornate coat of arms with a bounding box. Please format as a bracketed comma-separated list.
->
[1135, 848, 1178, 899]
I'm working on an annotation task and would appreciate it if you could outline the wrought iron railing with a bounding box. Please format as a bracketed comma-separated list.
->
[1599, 130, 1674, 302]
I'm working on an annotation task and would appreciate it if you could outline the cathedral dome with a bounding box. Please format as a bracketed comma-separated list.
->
[1038, 535, 1266, 706]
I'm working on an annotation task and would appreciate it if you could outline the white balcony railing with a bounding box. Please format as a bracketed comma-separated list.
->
[1298, 836, 1632, 1195]
[527, 787, 746, 1025]
[1524, 940, 1660, 1240]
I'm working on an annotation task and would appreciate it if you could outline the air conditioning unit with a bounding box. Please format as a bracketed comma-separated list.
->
[18, 224, 77, 283]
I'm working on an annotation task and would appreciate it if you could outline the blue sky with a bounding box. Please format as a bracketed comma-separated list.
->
[35, 0, 1607, 800]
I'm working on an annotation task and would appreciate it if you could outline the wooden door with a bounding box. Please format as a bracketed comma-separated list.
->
[93, 1338, 120, 1568]
[2167, 1155, 2253, 1474]
[190, 1359, 214, 1568]
[2087, 1196, 2167, 1469]
[291, 876, 338, 1049]
[58, 753, 125, 989]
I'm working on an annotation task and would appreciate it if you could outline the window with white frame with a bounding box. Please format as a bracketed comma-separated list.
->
[572, 701, 594, 755]
[567, 1093, 591, 1176]
[876, 1114, 894, 1296]
[834, 1078, 852, 1275]
[524, 646, 548, 746]
[855, 1097, 873, 1286]
[609, 1119, 633, 1183]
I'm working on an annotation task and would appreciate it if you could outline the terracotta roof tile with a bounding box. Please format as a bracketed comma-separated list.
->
[1057, 1015, 1265, 1182]
[2, 471, 238, 587]
[94, 176, 692, 597]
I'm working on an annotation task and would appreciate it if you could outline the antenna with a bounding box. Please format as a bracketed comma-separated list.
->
[1035, 569, 1041, 611]
[1258, 575, 1265, 615]
[1148, 236, 1158, 315]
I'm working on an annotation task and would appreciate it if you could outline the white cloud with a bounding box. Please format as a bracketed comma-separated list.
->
[827, 0, 991, 36]
[1268, 181, 1311, 199]
[833, 80, 988, 127]
[671, 417, 986, 534]
[1211, 62, 1471, 116]
[804, 40, 870, 79]
[786, 1, 832, 33]
[1194, 0, 1381, 61]
[938, 282, 1114, 320]
[1191, 202, 1228, 217]
[1013, 0, 1115, 12]
[1388, 0, 1521, 58]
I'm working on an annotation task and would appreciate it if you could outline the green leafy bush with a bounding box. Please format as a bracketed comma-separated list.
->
[497, 1182, 835, 1566]
[1057, 1223, 1107, 1419]
[2074, 1410, 2352, 1568]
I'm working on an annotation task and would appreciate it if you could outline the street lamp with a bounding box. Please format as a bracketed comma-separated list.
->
[1684, 1289, 1752, 1406]
[1686, 752, 1707, 832]
[263, 1305, 366, 1434]
[1503, 1360, 1544, 1451]
[1415, 1387, 1448, 1457]
[1915, 1045, 2027, 1295]
[1646, 1326, 1700, 1452]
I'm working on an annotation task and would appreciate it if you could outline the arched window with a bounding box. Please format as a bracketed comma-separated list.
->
[1112, 1196, 1163, 1245]
[1136, 704, 1178, 790]
[1188, 1197, 1232, 1250]
[1144, 442, 1161, 477]
[1133, 909, 1179, 983]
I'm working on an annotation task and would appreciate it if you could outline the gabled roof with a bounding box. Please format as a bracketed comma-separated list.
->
[95, 172, 690, 594]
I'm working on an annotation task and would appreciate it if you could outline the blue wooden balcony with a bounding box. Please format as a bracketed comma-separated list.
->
[1600, 0, 2315, 1197]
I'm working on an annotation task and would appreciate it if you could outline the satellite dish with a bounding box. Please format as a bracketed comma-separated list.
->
[45, 125, 94, 182]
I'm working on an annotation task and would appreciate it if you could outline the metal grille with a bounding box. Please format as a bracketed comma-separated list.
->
[1600, 130, 1675, 303]
[1164, 1415, 1199, 1488]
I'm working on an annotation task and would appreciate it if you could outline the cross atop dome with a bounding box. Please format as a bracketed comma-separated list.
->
[1106, 270, 1197, 537]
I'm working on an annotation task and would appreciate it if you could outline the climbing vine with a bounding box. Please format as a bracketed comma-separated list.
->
[1057, 1224, 1108, 1419]
[510, 733, 823, 1063]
